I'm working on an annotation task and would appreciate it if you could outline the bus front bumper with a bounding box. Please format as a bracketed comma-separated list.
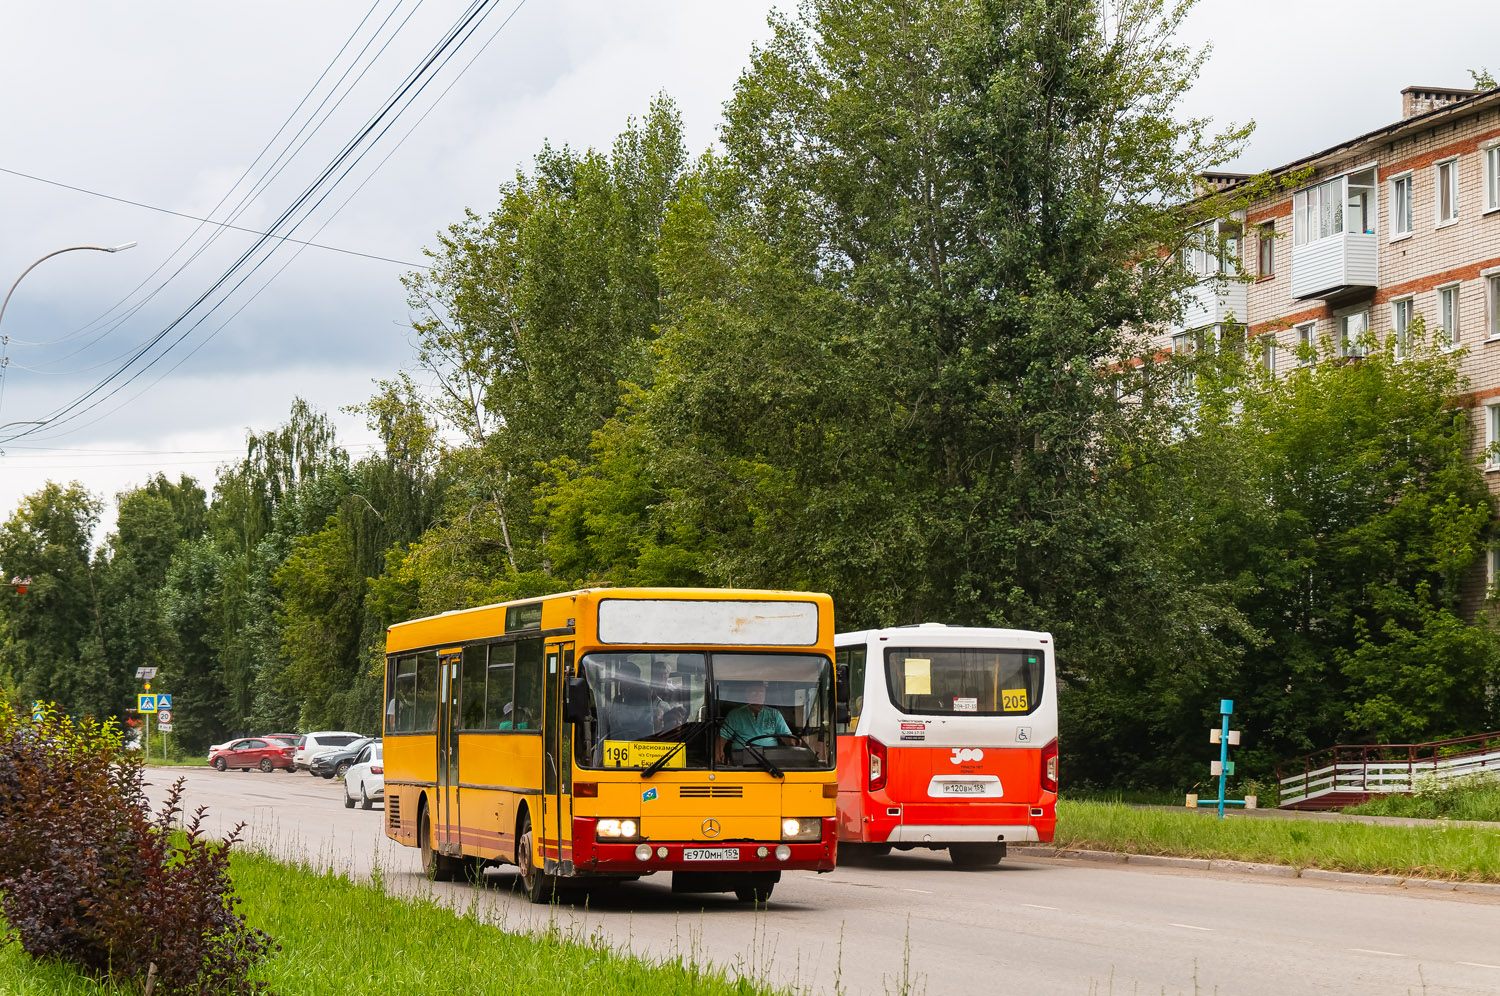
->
[572, 817, 837, 873]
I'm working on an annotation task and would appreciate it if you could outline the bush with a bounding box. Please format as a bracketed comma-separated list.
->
[0, 703, 277, 994]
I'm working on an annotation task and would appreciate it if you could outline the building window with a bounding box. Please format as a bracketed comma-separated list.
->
[1490, 548, 1500, 595]
[1296, 322, 1316, 365]
[1436, 158, 1459, 225]
[1489, 274, 1500, 340]
[1392, 297, 1413, 359]
[1172, 332, 1194, 355]
[1392, 174, 1413, 236]
[1486, 146, 1500, 213]
[1258, 222, 1275, 276]
[1262, 335, 1278, 375]
[1339, 312, 1369, 358]
[1487, 403, 1500, 469]
[1439, 284, 1460, 346]
[1294, 169, 1375, 245]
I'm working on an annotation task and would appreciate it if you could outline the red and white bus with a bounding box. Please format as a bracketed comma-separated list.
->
[833, 624, 1057, 866]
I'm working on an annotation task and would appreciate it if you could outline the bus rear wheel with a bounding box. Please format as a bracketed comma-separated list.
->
[732, 873, 777, 904]
[949, 843, 1005, 868]
[419, 808, 459, 882]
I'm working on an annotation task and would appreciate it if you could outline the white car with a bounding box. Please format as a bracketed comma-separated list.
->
[294, 731, 363, 773]
[342, 740, 383, 810]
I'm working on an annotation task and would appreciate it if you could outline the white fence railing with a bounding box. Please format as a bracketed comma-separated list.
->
[1279, 746, 1500, 808]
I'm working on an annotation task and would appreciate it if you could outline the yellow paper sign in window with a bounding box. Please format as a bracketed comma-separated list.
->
[602, 740, 684, 769]
[904, 658, 931, 696]
[1001, 688, 1029, 712]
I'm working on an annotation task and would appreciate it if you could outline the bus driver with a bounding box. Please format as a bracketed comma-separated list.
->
[716, 680, 793, 763]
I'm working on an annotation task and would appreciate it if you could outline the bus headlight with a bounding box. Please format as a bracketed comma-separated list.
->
[596, 819, 640, 840]
[780, 818, 820, 841]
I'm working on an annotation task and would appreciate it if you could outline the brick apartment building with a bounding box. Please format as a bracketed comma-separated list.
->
[1167, 83, 1500, 601]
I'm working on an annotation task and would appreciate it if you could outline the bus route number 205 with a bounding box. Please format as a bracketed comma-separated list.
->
[1001, 689, 1028, 712]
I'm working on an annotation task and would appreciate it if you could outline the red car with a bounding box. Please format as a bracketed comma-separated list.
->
[209, 737, 297, 773]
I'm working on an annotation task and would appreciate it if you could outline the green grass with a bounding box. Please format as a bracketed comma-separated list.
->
[1054, 799, 1500, 880]
[1342, 775, 1500, 822]
[0, 851, 801, 996]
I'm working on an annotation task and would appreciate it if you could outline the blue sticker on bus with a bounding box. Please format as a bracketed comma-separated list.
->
[642, 787, 658, 802]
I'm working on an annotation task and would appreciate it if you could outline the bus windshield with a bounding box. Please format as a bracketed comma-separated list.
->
[576, 651, 834, 771]
[884, 646, 1045, 716]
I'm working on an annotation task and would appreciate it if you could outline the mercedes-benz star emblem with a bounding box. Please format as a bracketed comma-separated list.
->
[701, 818, 721, 838]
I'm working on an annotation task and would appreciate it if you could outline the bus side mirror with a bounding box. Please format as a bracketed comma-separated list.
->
[563, 677, 590, 724]
[837, 703, 851, 725]
[835, 663, 850, 706]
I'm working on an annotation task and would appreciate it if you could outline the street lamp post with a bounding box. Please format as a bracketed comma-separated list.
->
[0, 242, 137, 428]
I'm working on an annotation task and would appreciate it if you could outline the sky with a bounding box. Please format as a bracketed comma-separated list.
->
[2, 0, 1498, 544]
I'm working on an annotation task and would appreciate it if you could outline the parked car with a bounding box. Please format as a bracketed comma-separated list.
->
[207, 733, 298, 759]
[294, 731, 364, 773]
[309, 736, 374, 778]
[342, 741, 384, 810]
[209, 738, 296, 773]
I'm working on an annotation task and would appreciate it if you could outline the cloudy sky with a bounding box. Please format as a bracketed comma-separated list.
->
[2, 0, 1497, 542]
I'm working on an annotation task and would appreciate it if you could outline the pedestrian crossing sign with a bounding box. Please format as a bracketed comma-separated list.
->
[138, 694, 157, 713]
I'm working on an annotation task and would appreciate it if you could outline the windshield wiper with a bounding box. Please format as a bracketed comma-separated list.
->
[641, 717, 716, 778]
[737, 738, 785, 779]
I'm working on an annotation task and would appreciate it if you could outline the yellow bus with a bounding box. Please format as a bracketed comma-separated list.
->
[382, 587, 839, 903]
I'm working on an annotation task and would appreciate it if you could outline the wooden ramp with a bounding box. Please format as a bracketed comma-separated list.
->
[1278, 733, 1500, 810]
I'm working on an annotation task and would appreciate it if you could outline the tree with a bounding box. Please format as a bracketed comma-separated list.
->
[0, 483, 112, 717]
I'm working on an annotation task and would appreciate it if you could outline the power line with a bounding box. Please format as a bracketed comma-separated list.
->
[0, 166, 432, 272]
[1, 0, 521, 448]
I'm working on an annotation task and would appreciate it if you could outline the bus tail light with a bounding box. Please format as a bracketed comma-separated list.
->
[1041, 739, 1058, 793]
[574, 782, 599, 798]
[868, 738, 887, 792]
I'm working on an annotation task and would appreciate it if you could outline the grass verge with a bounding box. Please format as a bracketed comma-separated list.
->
[1053, 800, 1500, 880]
[0, 850, 797, 996]
[1342, 776, 1500, 822]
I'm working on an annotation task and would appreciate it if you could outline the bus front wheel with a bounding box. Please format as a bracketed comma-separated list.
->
[516, 811, 555, 904]
[732, 873, 776, 904]
[949, 843, 1005, 868]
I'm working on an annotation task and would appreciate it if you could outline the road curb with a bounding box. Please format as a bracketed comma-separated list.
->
[1209, 858, 1299, 878]
[1299, 868, 1403, 887]
[1031, 848, 1497, 894]
[1126, 854, 1212, 870]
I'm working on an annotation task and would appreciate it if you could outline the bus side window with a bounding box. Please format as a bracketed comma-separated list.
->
[836, 646, 866, 734]
[512, 637, 543, 729]
[460, 646, 487, 730]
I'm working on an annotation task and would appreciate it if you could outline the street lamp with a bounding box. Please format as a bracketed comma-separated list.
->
[0, 242, 136, 433]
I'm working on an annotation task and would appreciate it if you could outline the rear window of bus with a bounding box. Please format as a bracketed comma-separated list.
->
[884, 647, 1045, 716]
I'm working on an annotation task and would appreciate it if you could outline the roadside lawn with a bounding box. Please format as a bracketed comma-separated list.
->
[0, 850, 799, 996]
[1053, 800, 1500, 881]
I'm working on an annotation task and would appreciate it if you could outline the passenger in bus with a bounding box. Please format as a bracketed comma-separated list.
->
[496, 701, 528, 730]
[716, 680, 793, 762]
[659, 704, 688, 733]
[593, 662, 655, 762]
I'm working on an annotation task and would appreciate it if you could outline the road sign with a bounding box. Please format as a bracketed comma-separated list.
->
[31, 700, 43, 722]
[138, 694, 157, 713]
[158, 722, 174, 733]
[135, 667, 158, 680]
[1210, 728, 1241, 745]
[156, 693, 173, 710]
[157, 709, 172, 724]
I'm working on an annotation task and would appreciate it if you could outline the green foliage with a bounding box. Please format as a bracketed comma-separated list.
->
[0, 703, 275, 994]
[1343, 774, 1500, 822]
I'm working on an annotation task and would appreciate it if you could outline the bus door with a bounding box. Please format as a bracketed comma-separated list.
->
[543, 640, 575, 871]
[437, 651, 462, 852]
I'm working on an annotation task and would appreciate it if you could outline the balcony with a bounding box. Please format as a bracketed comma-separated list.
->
[1175, 275, 1248, 334]
[1291, 231, 1378, 300]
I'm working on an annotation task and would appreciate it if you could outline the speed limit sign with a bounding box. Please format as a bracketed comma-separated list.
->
[157, 709, 172, 724]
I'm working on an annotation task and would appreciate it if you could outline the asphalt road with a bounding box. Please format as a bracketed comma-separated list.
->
[146, 767, 1500, 996]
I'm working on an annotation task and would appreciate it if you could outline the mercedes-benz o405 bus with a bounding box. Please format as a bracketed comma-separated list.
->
[833, 624, 1057, 866]
[383, 587, 839, 903]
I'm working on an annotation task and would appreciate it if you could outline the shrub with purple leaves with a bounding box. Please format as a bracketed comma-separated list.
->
[0, 702, 278, 994]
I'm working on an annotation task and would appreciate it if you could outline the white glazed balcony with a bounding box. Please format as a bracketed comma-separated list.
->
[1171, 276, 1248, 336]
[1290, 231, 1378, 300]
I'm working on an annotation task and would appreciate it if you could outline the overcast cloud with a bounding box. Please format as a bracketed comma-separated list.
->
[2, 0, 1496, 541]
